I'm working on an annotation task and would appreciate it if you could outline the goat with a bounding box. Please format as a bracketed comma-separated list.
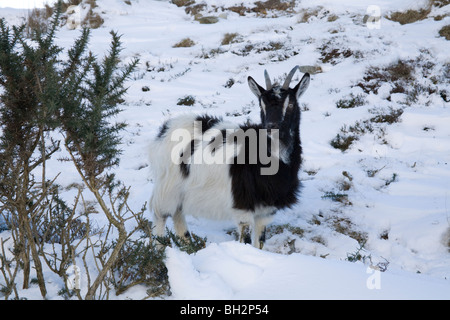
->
[149, 66, 310, 248]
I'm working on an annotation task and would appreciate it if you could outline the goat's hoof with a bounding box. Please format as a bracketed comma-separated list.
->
[239, 225, 251, 244]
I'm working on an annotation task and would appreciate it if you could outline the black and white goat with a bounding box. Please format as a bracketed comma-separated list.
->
[149, 66, 310, 248]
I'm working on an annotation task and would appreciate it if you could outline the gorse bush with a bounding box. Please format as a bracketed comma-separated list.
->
[0, 7, 68, 298]
[0, 1, 207, 300]
[0, 1, 182, 300]
[111, 237, 169, 297]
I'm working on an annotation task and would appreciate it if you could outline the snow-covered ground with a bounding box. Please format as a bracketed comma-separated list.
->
[0, 0, 55, 9]
[1, 0, 449, 300]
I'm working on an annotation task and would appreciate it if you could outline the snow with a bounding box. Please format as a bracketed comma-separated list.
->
[0, 0, 57, 9]
[167, 242, 450, 299]
[0, 0, 449, 300]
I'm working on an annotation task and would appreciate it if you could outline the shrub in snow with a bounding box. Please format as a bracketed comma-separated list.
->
[0, 3, 166, 300]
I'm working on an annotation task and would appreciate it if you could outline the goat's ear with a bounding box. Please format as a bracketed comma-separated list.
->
[248, 76, 265, 99]
[294, 73, 310, 100]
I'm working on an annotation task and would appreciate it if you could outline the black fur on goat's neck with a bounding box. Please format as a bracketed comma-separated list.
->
[231, 67, 310, 212]
[229, 90, 302, 212]
[229, 121, 302, 212]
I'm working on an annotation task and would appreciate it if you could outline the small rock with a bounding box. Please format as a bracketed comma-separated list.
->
[299, 65, 323, 74]
[197, 16, 219, 24]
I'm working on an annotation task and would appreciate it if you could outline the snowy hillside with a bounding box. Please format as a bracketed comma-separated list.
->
[1, 0, 449, 300]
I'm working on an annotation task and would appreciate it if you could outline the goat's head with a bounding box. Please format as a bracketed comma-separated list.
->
[248, 66, 310, 133]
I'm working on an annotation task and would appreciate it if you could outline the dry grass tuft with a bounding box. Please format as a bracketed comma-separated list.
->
[386, 0, 450, 25]
[26, 0, 103, 33]
[26, 6, 54, 36]
[173, 38, 196, 48]
[439, 25, 450, 40]
[388, 8, 431, 25]
[221, 33, 243, 45]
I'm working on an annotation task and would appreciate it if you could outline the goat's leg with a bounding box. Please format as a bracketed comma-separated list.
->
[153, 209, 168, 238]
[253, 214, 272, 249]
[238, 223, 251, 244]
[173, 206, 190, 239]
[253, 225, 266, 249]
[153, 209, 168, 250]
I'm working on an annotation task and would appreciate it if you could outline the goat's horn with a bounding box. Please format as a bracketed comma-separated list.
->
[282, 65, 300, 89]
[264, 70, 272, 90]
